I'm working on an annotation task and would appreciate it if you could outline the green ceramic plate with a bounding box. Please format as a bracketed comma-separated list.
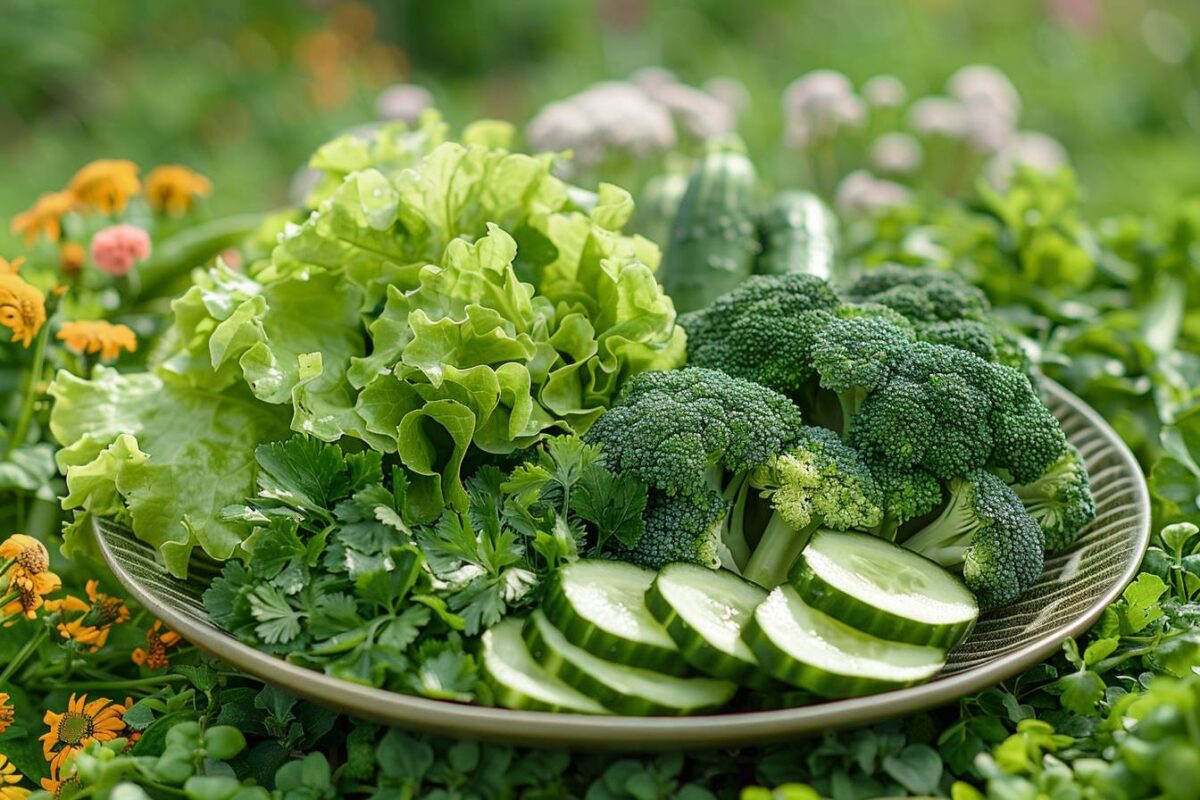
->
[94, 378, 1149, 750]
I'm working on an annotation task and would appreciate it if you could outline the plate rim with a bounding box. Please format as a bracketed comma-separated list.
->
[94, 377, 1151, 751]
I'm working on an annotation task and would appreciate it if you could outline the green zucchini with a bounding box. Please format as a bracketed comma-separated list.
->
[635, 172, 689, 250]
[482, 619, 609, 714]
[645, 563, 773, 687]
[743, 586, 946, 698]
[755, 191, 839, 279]
[523, 611, 737, 715]
[792, 530, 978, 649]
[661, 148, 760, 313]
[543, 560, 688, 676]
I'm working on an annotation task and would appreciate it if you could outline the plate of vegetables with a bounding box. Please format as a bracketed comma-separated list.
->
[56, 121, 1148, 748]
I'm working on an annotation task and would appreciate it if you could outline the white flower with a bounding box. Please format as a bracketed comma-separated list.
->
[908, 96, 968, 138]
[947, 64, 1021, 120]
[640, 80, 737, 139]
[782, 70, 865, 149]
[869, 133, 924, 175]
[376, 84, 434, 123]
[704, 76, 751, 114]
[984, 131, 1069, 188]
[835, 170, 913, 215]
[863, 75, 907, 108]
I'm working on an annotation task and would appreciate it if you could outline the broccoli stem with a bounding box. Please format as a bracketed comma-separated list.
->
[836, 387, 869, 438]
[741, 513, 817, 587]
[901, 482, 973, 567]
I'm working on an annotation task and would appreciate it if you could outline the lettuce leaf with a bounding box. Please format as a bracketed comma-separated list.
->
[50, 367, 290, 577]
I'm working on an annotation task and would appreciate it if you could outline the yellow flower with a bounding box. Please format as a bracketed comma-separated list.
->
[2, 569, 60, 623]
[0, 534, 50, 581]
[0, 269, 46, 348]
[0, 694, 13, 736]
[145, 165, 212, 215]
[0, 754, 29, 800]
[59, 242, 86, 275]
[132, 620, 183, 669]
[10, 191, 76, 246]
[56, 320, 137, 362]
[41, 694, 127, 774]
[46, 580, 130, 653]
[68, 160, 141, 214]
[39, 763, 77, 799]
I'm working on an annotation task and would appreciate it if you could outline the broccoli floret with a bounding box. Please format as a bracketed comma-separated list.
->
[608, 488, 727, 570]
[732, 426, 884, 587]
[808, 312, 916, 432]
[586, 367, 805, 570]
[847, 266, 990, 322]
[870, 462, 944, 541]
[585, 367, 805, 497]
[902, 469, 1044, 609]
[680, 274, 842, 394]
[914, 319, 1032, 374]
[850, 342, 1064, 483]
[1003, 444, 1096, 552]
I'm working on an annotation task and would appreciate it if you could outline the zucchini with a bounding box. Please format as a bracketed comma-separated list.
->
[661, 148, 760, 313]
[645, 563, 773, 687]
[743, 586, 946, 698]
[635, 172, 689, 250]
[792, 530, 978, 649]
[523, 611, 737, 715]
[482, 619, 609, 714]
[543, 560, 688, 676]
[755, 191, 839, 279]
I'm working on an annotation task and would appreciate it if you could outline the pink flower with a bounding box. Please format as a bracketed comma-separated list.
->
[90, 224, 151, 277]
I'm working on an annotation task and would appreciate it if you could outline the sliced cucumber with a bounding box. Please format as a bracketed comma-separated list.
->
[544, 560, 688, 677]
[523, 611, 737, 716]
[793, 530, 978, 649]
[744, 586, 946, 698]
[645, 563, 774, 687]
[482, 619, 609, 715]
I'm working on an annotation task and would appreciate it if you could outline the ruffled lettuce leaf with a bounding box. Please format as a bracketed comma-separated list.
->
[50, 367, 290, 577]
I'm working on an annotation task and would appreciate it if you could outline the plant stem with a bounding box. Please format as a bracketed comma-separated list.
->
[4, 318, 53, 460]
[39, 674, 189, 692]
[0, 626, 48, 685]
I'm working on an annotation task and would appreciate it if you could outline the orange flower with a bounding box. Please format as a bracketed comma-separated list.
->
[59, 243, 86, 275]
[0, 754, 28, 800]
[56, 320, 137, 362]
[2, 569, 60, 623]
[46, 580, 129, 652]
[10, 191, 76, 246]
[132, 621, 183, 669]
[40, 694, 127, 774]
[145, 165, 212, 215]
[39, 762, 78, 799]
[68, 160, 140, 214]
[0, 269, 46, 347]
[0, 694, 13, 736]
[0, 534, 50, 581]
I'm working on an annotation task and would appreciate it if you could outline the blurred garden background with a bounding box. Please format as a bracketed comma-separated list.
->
[2, 0, 1199, 256]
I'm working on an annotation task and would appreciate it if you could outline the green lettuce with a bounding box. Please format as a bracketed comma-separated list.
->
[50, 367, 289, 577]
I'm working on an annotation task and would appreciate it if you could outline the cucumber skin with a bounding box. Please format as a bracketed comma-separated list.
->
[644, 575, 776, 689]
[523, 614, 736, 716]
[741, 610, 937, 699]
[542, 573, 690, 678]
[661, 151, 760, 314]
[481, 624, 608, 715]
[791, 554, 977, 651]
[755, 191, 839, 279]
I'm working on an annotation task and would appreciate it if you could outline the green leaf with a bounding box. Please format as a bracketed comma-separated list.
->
[1056, 670, 1106, 715]
[247, 584, 304, 645]
[1119, 573, 1169, 633]
[881, 744, 942, 795]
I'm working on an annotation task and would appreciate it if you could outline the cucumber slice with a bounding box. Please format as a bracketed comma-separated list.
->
[744, 586, 946, 698]
[523, 611, 737, 716]
[794, 530, 978, 649]
[645, 563, 774, 687]
[544, 560, 688, 677]
[482, 619, 609, 715]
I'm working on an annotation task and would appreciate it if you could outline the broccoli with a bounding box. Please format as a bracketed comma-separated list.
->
[870, 462, 944, 541]
[807, 311, 916, 432]
[850, 342, 1064, 483]
[585, 367, 805, 570]
[607, 488, 727, 569]
[731, 426, 884, 587]
[1001, 444, 1096, 552]
[847, 266, 990, 322]
[901, 469, 1045, 609]
[848, 266, 1032, 373]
